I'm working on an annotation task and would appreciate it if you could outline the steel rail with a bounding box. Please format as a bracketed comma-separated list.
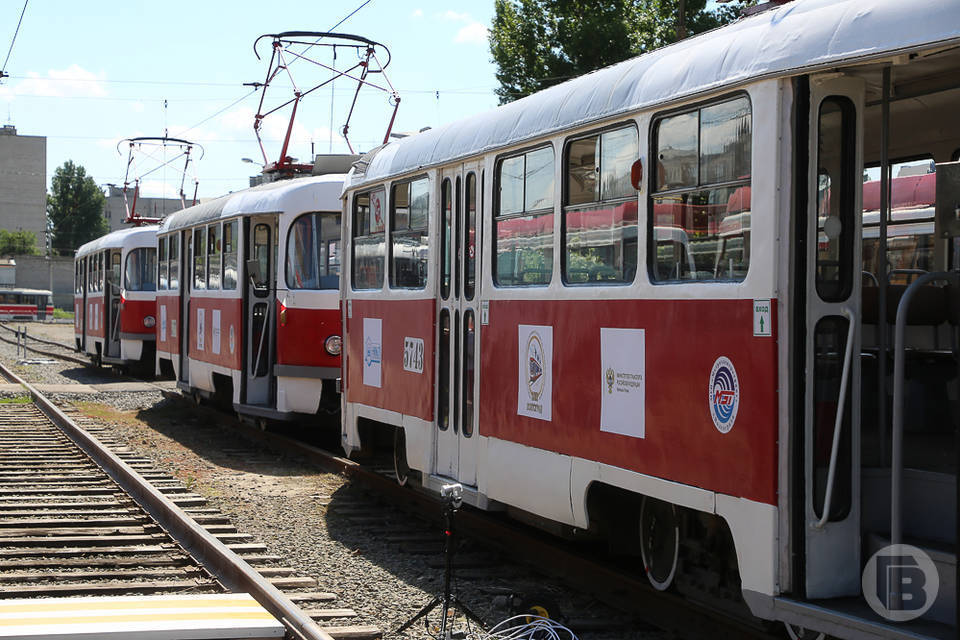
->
[0, 360, 334, 640]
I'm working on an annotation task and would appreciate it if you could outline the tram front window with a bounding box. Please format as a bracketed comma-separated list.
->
[124, 248, 157, 292]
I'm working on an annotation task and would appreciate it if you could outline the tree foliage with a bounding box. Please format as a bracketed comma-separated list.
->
[489, 0, 749, 104]
[0, 229, 40, 256]
[46, 160, 108, 255]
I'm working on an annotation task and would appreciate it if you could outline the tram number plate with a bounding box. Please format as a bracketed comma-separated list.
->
[403, 337, 424, 374]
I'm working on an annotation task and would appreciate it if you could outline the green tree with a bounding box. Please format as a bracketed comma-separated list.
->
[0, 229, 40, 256]
[489, 0, 749, 104]
[46, 160, 108, 255]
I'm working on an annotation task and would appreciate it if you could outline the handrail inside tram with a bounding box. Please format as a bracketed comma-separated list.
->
[814, 306, 857, 529]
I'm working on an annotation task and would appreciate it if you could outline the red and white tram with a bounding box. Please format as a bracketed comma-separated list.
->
[156, 170, 348, 424]
[341, 1, 960, 637]
[0, 288, 53, 321]
[74, 226, 158, 369]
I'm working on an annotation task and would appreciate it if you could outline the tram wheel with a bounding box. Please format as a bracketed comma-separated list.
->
[784, 623, 826, 640]
[393, 428, 410, 487]
[639, 496, 680, 591]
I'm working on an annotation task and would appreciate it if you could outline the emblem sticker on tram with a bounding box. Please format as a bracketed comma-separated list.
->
[708, 356, 739, 434]
[517, 324, 552, 421]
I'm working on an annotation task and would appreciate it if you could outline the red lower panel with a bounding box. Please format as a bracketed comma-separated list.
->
[120, 298, 156, 336]
[156, 295, 180, 354]
[189, 296, 242, 370]
[345, 298, 435, 422]
[277, 306, 341, 370]
[479, 298, 778, 506]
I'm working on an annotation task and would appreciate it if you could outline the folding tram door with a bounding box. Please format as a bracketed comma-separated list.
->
[105, 249, 123, 360]
[243, 215, 277, 407]
[435, 164, 481, 487]
[179, 231, 192, 385]
[795, 74, 864, 599]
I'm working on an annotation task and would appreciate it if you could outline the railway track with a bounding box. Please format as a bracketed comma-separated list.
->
[2, 330, 780, 639]
[0, 359, 381, 640]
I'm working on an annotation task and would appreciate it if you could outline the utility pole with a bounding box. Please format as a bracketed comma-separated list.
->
[677, 0, 687, 40]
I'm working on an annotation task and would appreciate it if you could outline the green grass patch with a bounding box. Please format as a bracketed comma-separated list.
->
[53, 308, 74, 320]
[0, 395, 32, 404]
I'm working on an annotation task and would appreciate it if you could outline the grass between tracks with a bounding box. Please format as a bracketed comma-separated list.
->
[0, 394, 31, 404]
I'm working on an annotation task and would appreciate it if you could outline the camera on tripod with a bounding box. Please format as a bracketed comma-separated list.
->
[440, 482, 463, 508]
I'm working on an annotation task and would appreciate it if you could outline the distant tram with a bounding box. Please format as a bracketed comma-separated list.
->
[0, 288, 53, 321]
[339, 1, 960, 637]
[156, 169, 349, 426]
[74, 226, 158, 368]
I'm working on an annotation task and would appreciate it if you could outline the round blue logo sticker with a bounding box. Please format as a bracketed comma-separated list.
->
[709, 356, 739, 433]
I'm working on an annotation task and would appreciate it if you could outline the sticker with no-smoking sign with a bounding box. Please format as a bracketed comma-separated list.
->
[753, 299, 772, 337]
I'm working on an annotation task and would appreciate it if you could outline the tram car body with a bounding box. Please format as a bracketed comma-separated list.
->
[156, 173, 345, 423]
[341, 1, 960, 637]
[74, 226, 158, 367]
[0, 288, 54, 321]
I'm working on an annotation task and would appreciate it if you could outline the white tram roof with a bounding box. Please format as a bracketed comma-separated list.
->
[348, 0, 960, 190]
[0, 287, 52, 296]
[75, 225, 159, 259]
[158, 173, 346, 235]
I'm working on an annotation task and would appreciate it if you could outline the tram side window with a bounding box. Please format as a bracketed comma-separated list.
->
[352, 189, 386, 290]
[125, 247, 157, 292]
[494, 146, 555, 286]
[287, 212, 340, 290]
[207, 224, 222, 290]
[193, 228, 206, 290]
[861, 157, 936, 284]
[650, 95, 752, 282]
[390, 177, 430, 289]
[223, 221, 237, 290]
[158, 237, 168, 290]
[168, 234, 180, 291]
[564, 124, 638, 284]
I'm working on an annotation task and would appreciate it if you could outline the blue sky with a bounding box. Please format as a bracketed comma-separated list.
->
[0, 1, 499, 200]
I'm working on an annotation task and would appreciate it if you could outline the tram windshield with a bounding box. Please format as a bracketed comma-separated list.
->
[287, 212, 341, 290]
[125, 247, 158, 292]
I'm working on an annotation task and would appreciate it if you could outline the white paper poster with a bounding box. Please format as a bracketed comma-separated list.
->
[600, 328, 646, 438]
[517, 324, 552, 421]
[363, 317, 382, 388]
[196, 308, 205, 351]
[160, 305, 167, 342]
[212, 309, 221, 355]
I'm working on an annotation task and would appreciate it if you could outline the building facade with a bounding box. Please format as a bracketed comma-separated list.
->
[0, 125, 47, 252]
[102, 185, 188, 232]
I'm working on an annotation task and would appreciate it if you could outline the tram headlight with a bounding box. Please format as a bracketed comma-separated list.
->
[143, 315, 156, 328]
[324, 334, 342, 356]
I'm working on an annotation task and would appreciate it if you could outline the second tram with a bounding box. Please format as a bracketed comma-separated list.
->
[156, 170, 348, 425]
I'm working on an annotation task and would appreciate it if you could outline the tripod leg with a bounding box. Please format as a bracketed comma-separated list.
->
[394, 595, 441, 634]
[450, 595, 486, 629]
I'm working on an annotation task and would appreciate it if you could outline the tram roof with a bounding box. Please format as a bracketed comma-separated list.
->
[158, 173, 346, 235]
[75, 225, 159, 259]
[348, 0, 960, 189]
[0, 287, 52, 296]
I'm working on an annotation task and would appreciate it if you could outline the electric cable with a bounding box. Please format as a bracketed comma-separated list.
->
[1, 0, 28, 79]
[465, 615, 579, 640]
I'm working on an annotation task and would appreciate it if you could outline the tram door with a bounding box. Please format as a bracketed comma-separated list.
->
[799, 75, 864, 599]
[435, 165, 481, 486]
[79, 257, 87, 351]
[105, 250, 122, 359]
[244, 217, 277, 406]
[179, 231, 192, 384]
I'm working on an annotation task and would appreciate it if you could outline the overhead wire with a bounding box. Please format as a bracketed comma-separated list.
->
[1, 0, 28, 79]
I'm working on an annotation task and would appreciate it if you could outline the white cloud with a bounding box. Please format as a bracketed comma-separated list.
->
[443, 10, 471, 22]
[13, 64, 108, 98]
[455, 22, 489, 45]
[411, 8, 423, 18]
